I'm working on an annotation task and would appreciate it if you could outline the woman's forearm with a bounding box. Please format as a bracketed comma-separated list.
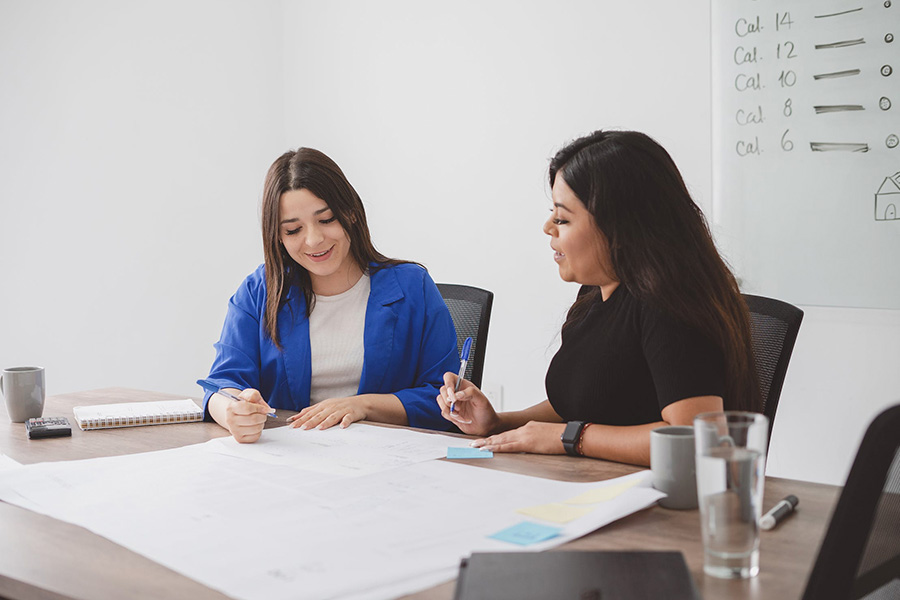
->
[356, 393, 409, 426]
[495, 400, 563, 434]
[579, 396, 723, 466]
[578, 421, 665, 466]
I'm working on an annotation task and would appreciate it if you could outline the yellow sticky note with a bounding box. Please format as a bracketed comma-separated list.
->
[564, 479, 641, 505]
[516, 502, 595, 524]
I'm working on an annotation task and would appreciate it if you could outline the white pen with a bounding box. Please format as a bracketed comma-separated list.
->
[760, 494, 799, 530]
[449, 337, 473, 414]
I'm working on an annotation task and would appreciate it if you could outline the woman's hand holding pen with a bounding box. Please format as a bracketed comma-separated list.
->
[436, 373, 500, 437]
[215, 388, 274, 444]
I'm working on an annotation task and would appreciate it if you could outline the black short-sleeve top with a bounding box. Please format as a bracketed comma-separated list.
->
[545, 285, 726, 425]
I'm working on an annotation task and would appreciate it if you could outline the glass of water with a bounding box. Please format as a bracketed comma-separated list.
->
[694, 411, 769, 579]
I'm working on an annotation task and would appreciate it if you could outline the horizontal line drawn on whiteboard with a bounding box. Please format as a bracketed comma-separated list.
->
[814, 69, 862, 80]
[815, 38, 866, 49]
[814, 105, 866, 113]
[810, 142, 870, 152]
[815, 7, 864, 19]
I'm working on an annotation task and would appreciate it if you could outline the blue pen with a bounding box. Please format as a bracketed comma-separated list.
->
[450, 337, 473, 414]
[196, 379, 277, 419]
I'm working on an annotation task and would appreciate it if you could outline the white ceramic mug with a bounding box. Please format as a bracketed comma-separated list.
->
[1, 366, 46, 422]
[650, 425, 698, 510]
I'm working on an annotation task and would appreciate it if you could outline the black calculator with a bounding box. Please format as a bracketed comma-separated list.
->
[25, 417, 73, 439]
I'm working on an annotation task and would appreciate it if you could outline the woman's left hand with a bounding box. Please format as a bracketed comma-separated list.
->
[288, 396, 367, 430]
[469, 421, 567, 454]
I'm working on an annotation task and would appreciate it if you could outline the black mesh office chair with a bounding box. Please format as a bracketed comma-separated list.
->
[742, 294, 804, 445]
[802, 403, 900, 600]
[436, 284, 494, 388]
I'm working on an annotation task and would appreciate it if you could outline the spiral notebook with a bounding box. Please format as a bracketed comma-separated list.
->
[72, 399, 203, 430]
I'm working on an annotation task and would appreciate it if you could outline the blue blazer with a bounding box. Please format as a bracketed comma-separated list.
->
[203, 263, 458, 430]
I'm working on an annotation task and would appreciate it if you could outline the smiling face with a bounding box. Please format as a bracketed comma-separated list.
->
[279, 188, 362, 296]
[543, 175, 618, 297]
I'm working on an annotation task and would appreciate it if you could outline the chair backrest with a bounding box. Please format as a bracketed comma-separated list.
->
[802, 403, 900, 600]
[436, 284, 494, 388]
[742, 294, 804, 444]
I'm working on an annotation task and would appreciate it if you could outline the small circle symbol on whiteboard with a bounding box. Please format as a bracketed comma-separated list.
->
[887, 135, 900, 149]
[887, 33, 896, 43]
[881, 97, 893, 110]
[886, 1, 893, 8]
[883, 65, 894, 76]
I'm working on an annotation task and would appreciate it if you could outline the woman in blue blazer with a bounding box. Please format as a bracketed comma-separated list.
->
[204, 148, 458, 443]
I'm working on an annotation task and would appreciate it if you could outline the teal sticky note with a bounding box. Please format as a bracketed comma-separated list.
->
[447, 447, 494, 459]
[489, 521, 562, 546]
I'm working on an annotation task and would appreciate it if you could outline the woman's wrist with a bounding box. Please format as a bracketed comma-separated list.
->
[489, 412, 516, 436]
[359, 393, 407, 426]
[207, 394, 230, 431]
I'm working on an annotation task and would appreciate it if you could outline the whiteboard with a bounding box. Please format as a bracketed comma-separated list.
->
[712, 0, 900, 309]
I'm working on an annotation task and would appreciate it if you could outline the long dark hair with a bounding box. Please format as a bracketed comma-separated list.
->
[260, 148, 406, 348]
[549, 130, 760, 412]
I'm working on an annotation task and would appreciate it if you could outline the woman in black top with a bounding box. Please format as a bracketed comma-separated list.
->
[436, 130, 759, 466]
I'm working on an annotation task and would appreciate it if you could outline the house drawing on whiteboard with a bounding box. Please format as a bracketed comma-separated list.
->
[875, 171, 900, 221]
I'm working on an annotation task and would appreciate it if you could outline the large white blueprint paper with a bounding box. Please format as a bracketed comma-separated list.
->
[206, 421, 472, 475]
[0, 424, 663, 600]
[0, 453, 21, 472]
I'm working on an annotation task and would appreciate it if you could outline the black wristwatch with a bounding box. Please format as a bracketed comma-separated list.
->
[561, 420, 587, 456]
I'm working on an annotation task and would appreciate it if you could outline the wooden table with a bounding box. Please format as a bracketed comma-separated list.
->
[0, 388, 839, 600]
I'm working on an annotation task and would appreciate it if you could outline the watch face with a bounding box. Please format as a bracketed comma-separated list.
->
[562, 421, 581, 442]
[563, 421, 586, 455]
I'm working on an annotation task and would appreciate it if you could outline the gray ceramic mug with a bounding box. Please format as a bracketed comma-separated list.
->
[1, 366, 46, 422]
[650, 425, 698, 509]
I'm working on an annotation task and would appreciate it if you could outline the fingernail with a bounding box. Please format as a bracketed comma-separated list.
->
[456, 392, 465, 399]
[470, 440, 484, 448]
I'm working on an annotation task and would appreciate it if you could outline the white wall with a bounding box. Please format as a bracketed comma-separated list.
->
[1, 1, 283, 396]
[281, 0, 714, 416]
[766, 307, 900, 485]
[2, 1, 897, 487]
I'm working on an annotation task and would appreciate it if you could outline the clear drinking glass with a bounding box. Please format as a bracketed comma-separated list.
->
[694, 411, 769, 579]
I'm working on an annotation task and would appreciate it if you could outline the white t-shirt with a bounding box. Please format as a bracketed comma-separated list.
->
[308, 274, 370, 404]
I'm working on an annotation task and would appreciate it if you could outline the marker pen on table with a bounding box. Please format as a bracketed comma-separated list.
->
[760, 494, 799, 530]
[196, 379, 277, 419]
[449, 337, 473, 414]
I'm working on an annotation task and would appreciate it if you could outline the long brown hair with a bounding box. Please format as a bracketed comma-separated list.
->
[549, 130, 760, 412]
[261, 148, 406, 348]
